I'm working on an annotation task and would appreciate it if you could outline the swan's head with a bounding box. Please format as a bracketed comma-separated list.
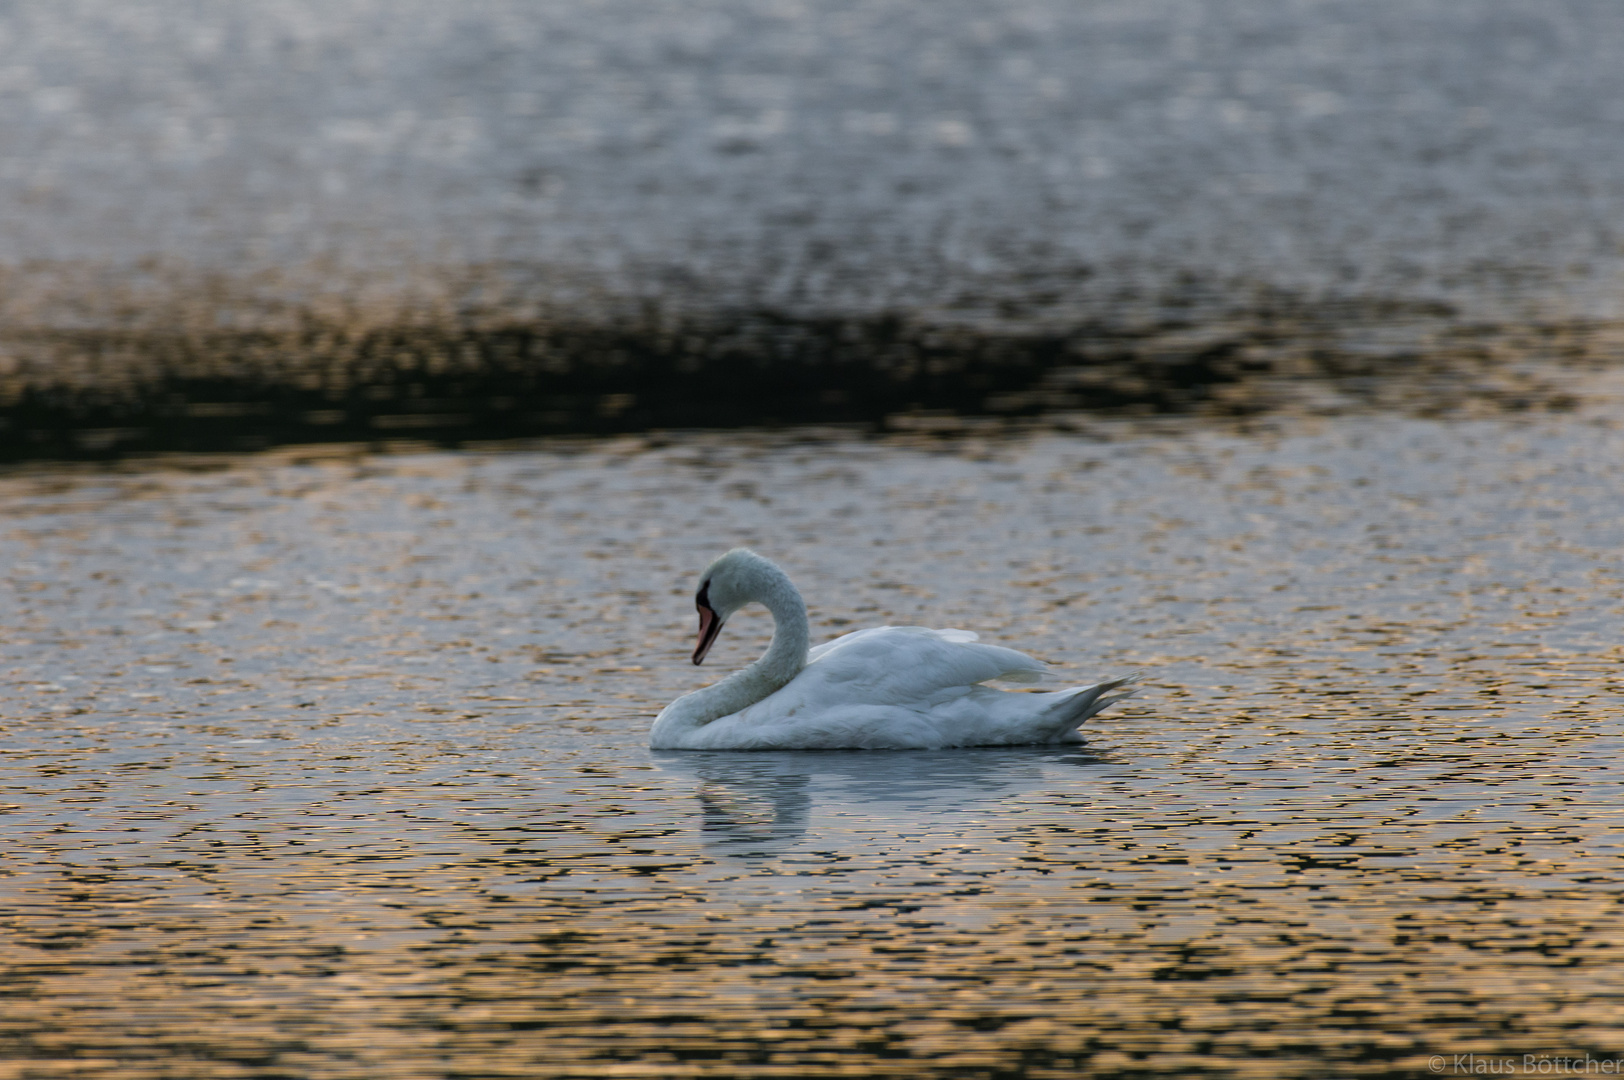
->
[690, 547, 779, 665]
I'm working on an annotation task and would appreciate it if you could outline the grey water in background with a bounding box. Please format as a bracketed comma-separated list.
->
[3, 0, 1623, 327]
[4, 0, 1622, 459]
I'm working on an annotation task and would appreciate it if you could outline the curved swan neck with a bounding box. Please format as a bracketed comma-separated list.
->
[746, 567, 809, 688]
[651, 559, 810, 745]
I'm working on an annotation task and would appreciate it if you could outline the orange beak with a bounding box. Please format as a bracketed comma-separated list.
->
[692, 604, 724, 665]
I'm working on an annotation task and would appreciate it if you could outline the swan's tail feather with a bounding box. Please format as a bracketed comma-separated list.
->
[1045, 673, 1141, 740]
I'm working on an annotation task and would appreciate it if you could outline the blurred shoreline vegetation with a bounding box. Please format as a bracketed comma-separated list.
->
[0, 260, 1614, 461]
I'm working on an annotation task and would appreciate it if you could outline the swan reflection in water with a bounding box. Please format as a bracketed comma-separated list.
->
[655, 746, 1114, 854]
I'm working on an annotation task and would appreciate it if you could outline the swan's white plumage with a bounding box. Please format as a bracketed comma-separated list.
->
[650, 550, 1136, 751]
[673, 625, 1126, 750]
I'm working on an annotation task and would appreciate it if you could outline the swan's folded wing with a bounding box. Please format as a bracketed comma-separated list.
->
[796, 626, 1048, 708]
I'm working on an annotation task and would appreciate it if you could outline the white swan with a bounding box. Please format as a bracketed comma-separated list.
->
[650, 549, 1136, 750]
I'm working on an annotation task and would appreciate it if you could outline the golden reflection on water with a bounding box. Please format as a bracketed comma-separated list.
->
[1, 394, 1622, 1077]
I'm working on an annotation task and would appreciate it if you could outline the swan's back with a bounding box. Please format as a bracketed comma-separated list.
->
[802, 626, 1047, 703]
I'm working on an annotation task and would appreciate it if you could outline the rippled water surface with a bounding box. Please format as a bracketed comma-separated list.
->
[4, 382, 1622, 1077]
